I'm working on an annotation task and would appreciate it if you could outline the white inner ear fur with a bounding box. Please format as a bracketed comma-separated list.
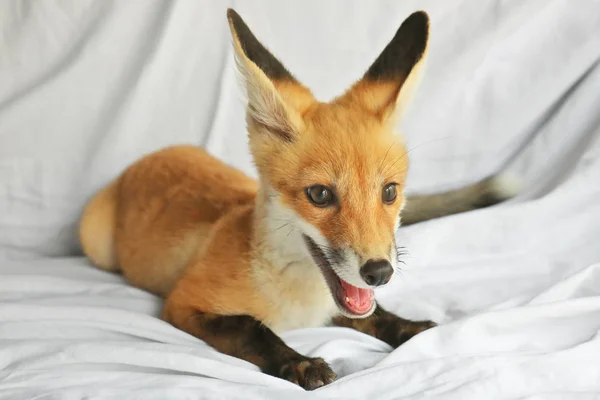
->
[231, 46, 302, 139]
[384, 48, 429, 128]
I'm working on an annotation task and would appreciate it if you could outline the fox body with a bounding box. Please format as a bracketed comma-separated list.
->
[79, 9, 517, 390]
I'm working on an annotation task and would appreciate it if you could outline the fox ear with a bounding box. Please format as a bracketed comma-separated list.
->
[227, 9, 314, 142]
[336, 11, 430, 123]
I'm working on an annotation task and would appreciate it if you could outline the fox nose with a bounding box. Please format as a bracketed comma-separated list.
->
[360, 259, 394, 287]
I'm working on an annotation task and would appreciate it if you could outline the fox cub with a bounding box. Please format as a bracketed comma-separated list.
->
[79, 9, 517, 390]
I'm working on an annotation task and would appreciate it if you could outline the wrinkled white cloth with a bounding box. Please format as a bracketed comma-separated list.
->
[1, 0, 600, 398]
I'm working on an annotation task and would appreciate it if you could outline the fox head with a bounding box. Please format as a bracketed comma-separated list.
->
[227, 9, 429, 318]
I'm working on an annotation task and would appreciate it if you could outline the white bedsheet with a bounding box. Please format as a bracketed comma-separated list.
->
[1, 0, 600, 398]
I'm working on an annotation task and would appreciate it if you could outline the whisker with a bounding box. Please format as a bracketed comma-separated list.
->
[394, 266, 405, 279]
[274, 223, 290, 232]
[381, 155, 408, 177]
[381, 136, 452, 176]
[378, 143, 395, 171]
[395, 244, 409, 266]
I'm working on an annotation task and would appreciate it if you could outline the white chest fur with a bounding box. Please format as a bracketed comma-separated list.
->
[253, 257, 339, 333]
[252, 188, 341, 333]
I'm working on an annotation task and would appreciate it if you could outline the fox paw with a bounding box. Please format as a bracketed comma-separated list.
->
[276, 356, 337, 390]
[388, 319, 437, 348]
[411, 320, 437, 332]
[400, 319, 437, 343]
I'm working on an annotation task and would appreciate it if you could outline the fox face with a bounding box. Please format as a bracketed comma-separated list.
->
[227, 10, 429, 318]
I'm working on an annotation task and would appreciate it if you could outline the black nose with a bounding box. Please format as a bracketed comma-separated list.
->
[360, 259, 394, 287]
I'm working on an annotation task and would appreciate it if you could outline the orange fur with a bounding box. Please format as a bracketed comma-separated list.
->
[79, 7, 429, 329]
[78, 9, 517, 389]
[270, 101, 408, 261]
[81, 145, 258, 297]
[80, 180, 119, 271]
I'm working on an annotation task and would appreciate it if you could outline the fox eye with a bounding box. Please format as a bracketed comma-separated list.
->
[306, 185, 335, 207]
[382, 183, 397, 204]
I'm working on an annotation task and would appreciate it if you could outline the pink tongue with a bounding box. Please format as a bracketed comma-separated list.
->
[339, 279, 374, 314]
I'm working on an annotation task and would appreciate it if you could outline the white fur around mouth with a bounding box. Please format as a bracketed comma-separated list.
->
[302, 234, 375, 318]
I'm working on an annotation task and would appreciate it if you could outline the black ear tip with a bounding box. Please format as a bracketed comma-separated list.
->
[363, 10, 430, 82]
[226, 8, 243, 27]
[226, 8, 237, 19]
[409, 10, 430, 22]
[225, 7, 295, 81]
[403, 10, 430, 34]
[226, 8, 253, 44]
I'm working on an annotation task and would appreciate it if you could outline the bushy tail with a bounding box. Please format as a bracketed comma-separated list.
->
[79, 179, 120, 271]
[401, 174, 520, 226]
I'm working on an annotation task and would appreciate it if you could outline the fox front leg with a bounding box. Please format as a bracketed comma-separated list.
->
[165, 308, 336, 390]
[331, 304, 436, 348]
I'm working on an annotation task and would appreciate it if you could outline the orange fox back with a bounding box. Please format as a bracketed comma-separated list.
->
[80, 145, 258, 295]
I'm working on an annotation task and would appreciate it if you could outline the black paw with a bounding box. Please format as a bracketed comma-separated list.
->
[412, 320, 437, 332]
[397, 319, 436, 346]
[275, 356, 337, 390]
[383, 319, 437, 348]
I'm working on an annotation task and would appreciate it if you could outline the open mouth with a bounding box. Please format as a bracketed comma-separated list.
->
[302, 234, 374, 317]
